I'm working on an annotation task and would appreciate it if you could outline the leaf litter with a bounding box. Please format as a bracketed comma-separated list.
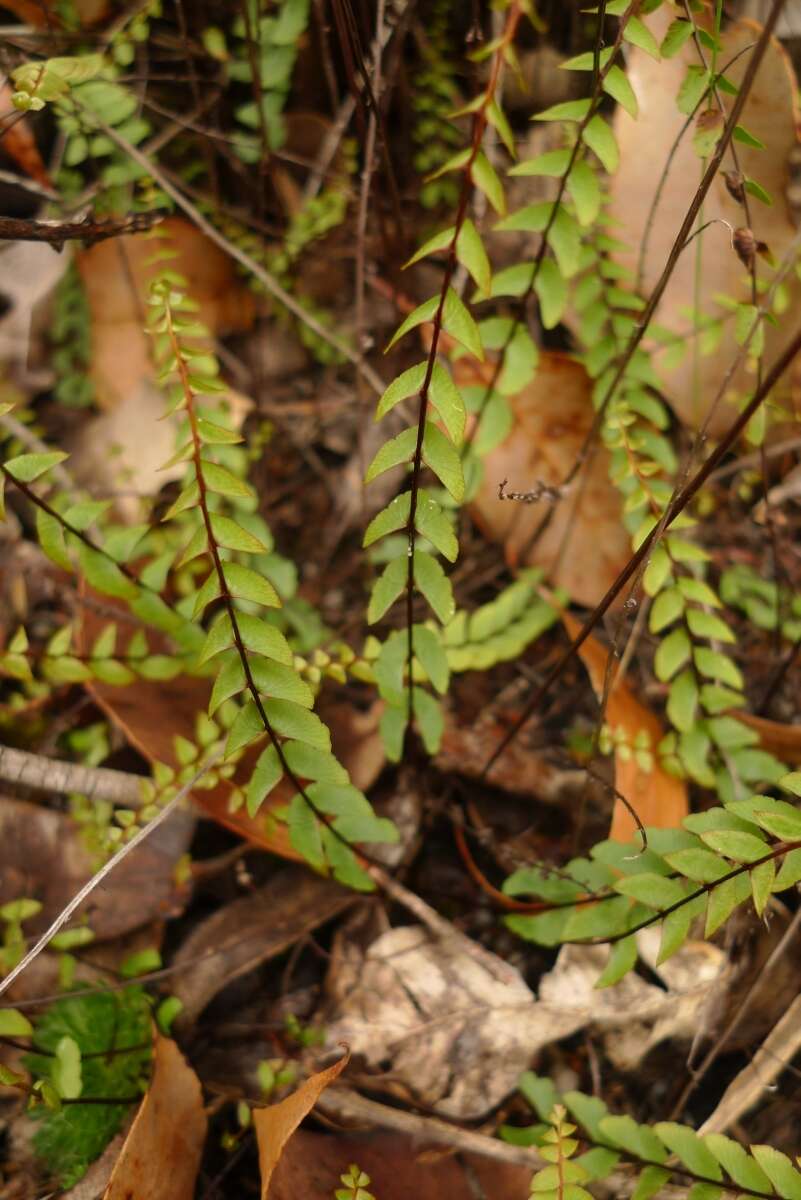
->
[2, 3, 801, 1195]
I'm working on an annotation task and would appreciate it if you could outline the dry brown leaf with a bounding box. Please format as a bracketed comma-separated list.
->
[608, 12, 801, 435]
[76, 216, 255, 411]
[562, 612, 688, 840]
[324, 925, 587, 1119]
[170, 868, 354, 1028]
[467, 352, 630, 607]
[253, 1052, 349, 1200]
[103, 1035, 206, 1200]
[0, 794, 192, 953]
[540, 930, 728, 1071]
[270, 1129, 532, 1200]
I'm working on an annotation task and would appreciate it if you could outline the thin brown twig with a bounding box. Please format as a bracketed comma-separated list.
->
[0, 752, 220, 998]
[303, 0, 410, 203]
[0, 743, 144, 807]
[672, 905, 801, 1119]
[315, 1087, 546, 1171]
[0, 211, 162, 248]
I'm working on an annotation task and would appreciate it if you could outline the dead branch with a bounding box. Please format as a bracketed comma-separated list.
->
[0, 210, 163, 249]
[0, 742, 144, 806]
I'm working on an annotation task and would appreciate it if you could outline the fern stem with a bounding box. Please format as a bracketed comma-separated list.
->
[164, 306, 369, 865]
[404, 0, 523, 730]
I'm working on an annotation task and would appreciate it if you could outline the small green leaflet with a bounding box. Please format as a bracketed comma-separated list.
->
[283, 741, 349, 785]
[471, 151, 506, 215]
[209, 655, 246, 713]
[654, 627, 691, 682]
[191, 569, 222, 617]
[496, 202, 581, 277]
[748, 1146, 801, 1199]
[380, 702, 405, 762]
[376, 361, 426, 420]
[223, 562, 281, 608]
[733, 124, 766, 150]
[3, 451, 68, 483]
[568, 159, 601, 227]
[177, 524, 207, 568]
[423, 421, 464, 501]
[264, 698, 331, 751]
[199, 614, 234, 663]
[386, 296, 438, 352]
[36, 507, 71, 571]
[603, 65, 638, 118]
[365, 426, 416, 483]
[225, 701, 264, 756]
[288, 793, 325, 872]
[209, 513, 268, 554]
[456, 218, 492, 297]
[661, 19, 694, 57]
[200, 459, 254, 499]
[486, 97, 515, 156]
[595, 935, 637, 989]
[561, 42, 615, 69]
[414, 550, 455, 623]
[363, 491, 412, 547]
[250, 657, 314, 707]
[667, 670, 698, 734]
[429, 363, 466, 444]
[0, 1009, 33, 1036]
[411, 686, 444, 754]
[699, 829, 767, 863]
[404, 225, 454, 269]
[412, 624, 449, 693]
[77, 544, 138, 601]
[246, 745, 283, 816]
[375, 361, 465, 446]
[582, 116, 619, 173]
[535, 259, 568, 329]
[677, 65, 709, 116]
[703, 1135, 772, 1194]
[442, 287, 483, 358]
[52, 1036, 82, 1100]
[624, 16, 660, 59]
[236, 613, 293, 665]
[196, 417, 243, 444]
[509, 148, 572, 177]
[533, 96, 592, 121]
[368, 555, 406, 623]
[415, 493, 458, 561]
